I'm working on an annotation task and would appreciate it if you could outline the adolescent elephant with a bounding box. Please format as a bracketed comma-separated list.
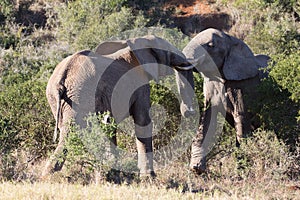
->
[43, 35, 196, 178]
[183, 28, 270, 174]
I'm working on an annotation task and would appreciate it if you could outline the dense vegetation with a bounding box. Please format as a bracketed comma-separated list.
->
[0, 0, 299, 197]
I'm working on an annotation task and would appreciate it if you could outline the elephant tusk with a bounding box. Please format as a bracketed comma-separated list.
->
[175, 64, 194, 70]
[187, 55, 206, 66]
[187, 58, 199, 65]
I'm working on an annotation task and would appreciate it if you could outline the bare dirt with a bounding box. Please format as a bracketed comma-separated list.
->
[163, 0, 234, 36]
[165, 0, 213, 16]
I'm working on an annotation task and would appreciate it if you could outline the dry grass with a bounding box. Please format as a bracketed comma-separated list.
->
[1, 130, 299, 200]
[0, 182, 200, 200]
[0, 178, 299, 200]
[1, 159, 299, 200]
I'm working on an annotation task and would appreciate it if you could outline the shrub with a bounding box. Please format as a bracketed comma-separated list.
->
[253, 78, 299, 146]
[54, 0, 148, 50]
[0, 0, 15, 23]
[271, 51, 300, 104]
[64, 113, 140, 184]
[245, 8, 300, 55]
[0, 22, 66, 180]
[208, 129, 299, 181]
[220, 0, 300, 145]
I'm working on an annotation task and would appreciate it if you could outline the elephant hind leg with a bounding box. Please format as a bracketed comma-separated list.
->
[41, 124, 69, 178]
[42, 141, 67, 178]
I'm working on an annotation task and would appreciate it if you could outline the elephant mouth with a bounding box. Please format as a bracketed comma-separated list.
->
[187, 55, 206, 68]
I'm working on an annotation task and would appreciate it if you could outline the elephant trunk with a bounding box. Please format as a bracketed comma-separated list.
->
[190, 143, 206, 174]
[175, 69, 197, 118]
[190, 126, 207, 174]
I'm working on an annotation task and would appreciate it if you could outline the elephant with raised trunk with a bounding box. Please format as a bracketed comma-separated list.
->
[43, 35, 196, 178]
[183, 28, 270, 174]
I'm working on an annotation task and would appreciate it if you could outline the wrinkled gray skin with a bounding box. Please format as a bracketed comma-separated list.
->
[43, 35, 195, 178]
[183, 28, 270, 174]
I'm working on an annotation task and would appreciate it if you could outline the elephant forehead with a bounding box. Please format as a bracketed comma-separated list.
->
[183, 28, 225, 59]
[183, 39, 208, 59]
[198, 30, 223, 44]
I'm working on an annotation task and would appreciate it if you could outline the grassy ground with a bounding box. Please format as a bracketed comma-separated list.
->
[1, 130, 299, 200]
[0, 182, 200, 200]
[0, 179, 299, 200]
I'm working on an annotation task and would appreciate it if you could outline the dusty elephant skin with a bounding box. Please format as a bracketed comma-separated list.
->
[43, 35, 195, 179]
[183, 28, 270, 174]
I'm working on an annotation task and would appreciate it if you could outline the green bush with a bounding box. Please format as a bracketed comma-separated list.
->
[271, 51, 300, 103]
[246, 8, 300, 55]
[0, 0, 15, 22]
[0, 22, 65, 180]
[222, 0, 300, 144]
[253, 78, 299, 145]
[209, 129, 299, 180]
[0, 25, 20, 49]
[55, 0, 148, 50]
[0, 80, 54, 180]
[64, 113, 140, 184]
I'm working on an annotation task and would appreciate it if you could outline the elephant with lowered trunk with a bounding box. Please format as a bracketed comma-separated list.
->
[183, 28, 270, 174]
[43, 35, 196, 178]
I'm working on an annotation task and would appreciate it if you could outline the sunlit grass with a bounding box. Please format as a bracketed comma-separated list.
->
[0, 182, 201, 200]
[0, 180, 299, 200]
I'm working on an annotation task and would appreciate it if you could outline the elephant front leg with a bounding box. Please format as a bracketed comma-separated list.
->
[135, 122, 155, 177]
[227, 88, 251, 146]
[227, 88, 253, 172]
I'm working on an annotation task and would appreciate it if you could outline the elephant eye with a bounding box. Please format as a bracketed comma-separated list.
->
[207, 42, 214, 48]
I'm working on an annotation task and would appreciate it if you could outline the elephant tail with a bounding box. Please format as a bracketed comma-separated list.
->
[53, 84, 65, 142]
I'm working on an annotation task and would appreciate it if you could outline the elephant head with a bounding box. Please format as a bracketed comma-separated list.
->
[96, 35, 196, 117]
[183, 28, 268, 81]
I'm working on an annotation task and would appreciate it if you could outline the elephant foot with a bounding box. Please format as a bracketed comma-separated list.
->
[41, 155, 67, 179]
[139, 170, 156, 178]
[41, 160, 53, 180]
[190, 163, 206, 175]
[149, 171, 156, 178]
[139, 171, 156, 183]
[53, 159, 66, 172]
[190, 150, 206, 175]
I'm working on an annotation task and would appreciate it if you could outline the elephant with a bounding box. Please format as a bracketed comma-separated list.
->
[43, 35, 196, 178]
[183, 28, 270, 174]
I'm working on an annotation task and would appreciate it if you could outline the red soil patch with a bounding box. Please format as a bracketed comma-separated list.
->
[164, 0, 213, 16]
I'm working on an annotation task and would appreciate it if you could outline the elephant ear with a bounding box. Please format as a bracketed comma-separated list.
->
[126, 36, 162, 80]
[126, 36, 158, 64]
[95, 41, 128, 56]
[223, 36, 259, 80]
[95, 40, 141, 67]
[255, 54, 270, 79]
